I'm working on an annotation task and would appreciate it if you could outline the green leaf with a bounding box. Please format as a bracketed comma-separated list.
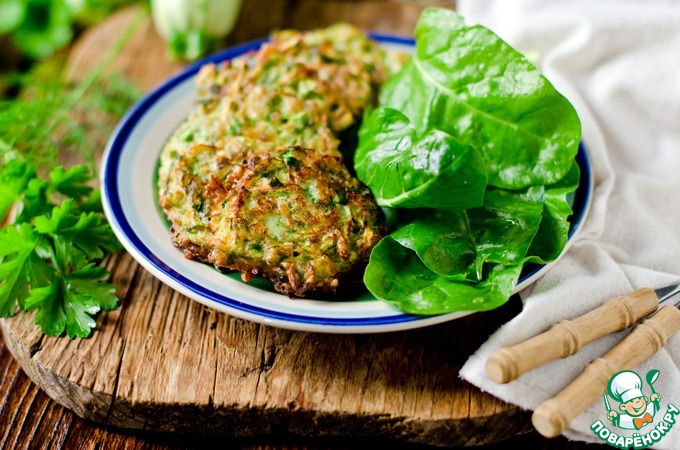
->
[17, 166, 100, 222]
[0, 23, 136, 338]
[0, 224, 52, 316]
[65, 265, 118, 311]
[525, 161, 579, 263]
[18, 178, 51, 222]
[34, 199, 120, 269]
[66, 211, 121, 257]
[33, 198, 77, 232]
[355, 107, 487, 210]
[63, 265, 117, 338]
[356, 8, 582, 315]
[79, 189, 104, 214]
[25, 264, 117, 338]
[0, 159, 35, 222]
[0, 189, 120, 336]
[363, 182, 576, 313]
[12, 0, 74, 59]
[387, 209, 477, 280]
[0, 0, 25, 34]
[466, 188, 545, 269]
[364, 235, 523, 315]
[375, 8, 581, 189]
[48, 165, 94, 199]
[0, 223, 34, 258]
[25, 281, 66, 336]
[0, 130, 124, 341]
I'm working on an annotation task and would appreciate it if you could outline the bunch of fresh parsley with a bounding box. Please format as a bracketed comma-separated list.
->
[0, 42, 141, 339]
[0, 159, 121, 338]
[0, 8, 143, 338]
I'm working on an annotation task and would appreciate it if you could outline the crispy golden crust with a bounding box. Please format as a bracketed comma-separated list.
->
[207, 148, 384, 297]
[160, 139, 274, 255]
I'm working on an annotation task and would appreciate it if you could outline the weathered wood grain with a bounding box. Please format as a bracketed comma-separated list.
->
[0, 1, 547, 447]
[2, 250, 536, 445]
[0, 330, 597, 449]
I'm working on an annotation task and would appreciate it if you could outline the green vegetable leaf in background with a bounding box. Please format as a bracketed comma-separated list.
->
[0, 62, 143, 171]
[66, 0, 136, 26]
[355, 107, 487, 210]
[376, 8, 581, 189]
[1, 0, 136, 60]
[11, 0, 74, 59]
[357, 8, 582, 315]
[0, 0, 26, 34]
[48, 165, 94, 199]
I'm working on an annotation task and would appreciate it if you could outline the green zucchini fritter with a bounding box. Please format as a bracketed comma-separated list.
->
[158, 23, 401, 193]
[158, 23, 405, 296]
[207, 148, 384, 296]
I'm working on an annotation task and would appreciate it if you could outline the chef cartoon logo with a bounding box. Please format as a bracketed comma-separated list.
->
[590, 369, 680, 449]
[605, 370, 660, 430]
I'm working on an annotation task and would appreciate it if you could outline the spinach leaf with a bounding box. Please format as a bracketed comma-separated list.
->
[364, 183, 568, 313]
[525, 161, 579, 264]
[388, 209, 476, 280]
[364, 234, 523, 315]
[355, 107, 487, 210]
[356, 8, 582, 315]
[363, 173, 579, 314]
[466, 188, 545, 269]
[375, 8, 581, 190]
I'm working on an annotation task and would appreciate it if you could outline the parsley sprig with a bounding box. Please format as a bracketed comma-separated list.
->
[0, 159, 121, 338]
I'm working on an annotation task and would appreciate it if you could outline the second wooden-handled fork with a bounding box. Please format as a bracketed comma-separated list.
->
[485, 283, 680, 438]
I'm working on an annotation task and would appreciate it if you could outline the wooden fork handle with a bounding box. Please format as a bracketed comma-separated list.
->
[531, 305, 680, 438]
[486, 288, 659, 384]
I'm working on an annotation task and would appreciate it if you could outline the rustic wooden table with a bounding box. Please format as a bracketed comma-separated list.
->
[0, 1, 605, 448]
[1, 330, 606, 449]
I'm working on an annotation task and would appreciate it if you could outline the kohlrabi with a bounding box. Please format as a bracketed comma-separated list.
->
[151, 0, 242, 61]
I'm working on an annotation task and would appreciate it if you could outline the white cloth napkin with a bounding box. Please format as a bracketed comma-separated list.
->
[456, 0, 680, 447]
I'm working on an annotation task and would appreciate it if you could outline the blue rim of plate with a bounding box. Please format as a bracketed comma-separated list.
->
[102, 33, 593, 328]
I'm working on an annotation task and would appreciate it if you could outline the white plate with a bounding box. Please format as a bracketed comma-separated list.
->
[101, 34, 593, 334]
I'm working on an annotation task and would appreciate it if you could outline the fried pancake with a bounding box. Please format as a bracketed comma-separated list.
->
[158, 24, 402, 193]
[207, 148, 384, 296]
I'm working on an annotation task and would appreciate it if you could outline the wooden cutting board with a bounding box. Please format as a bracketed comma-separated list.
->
[0, 3, 533, 446]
